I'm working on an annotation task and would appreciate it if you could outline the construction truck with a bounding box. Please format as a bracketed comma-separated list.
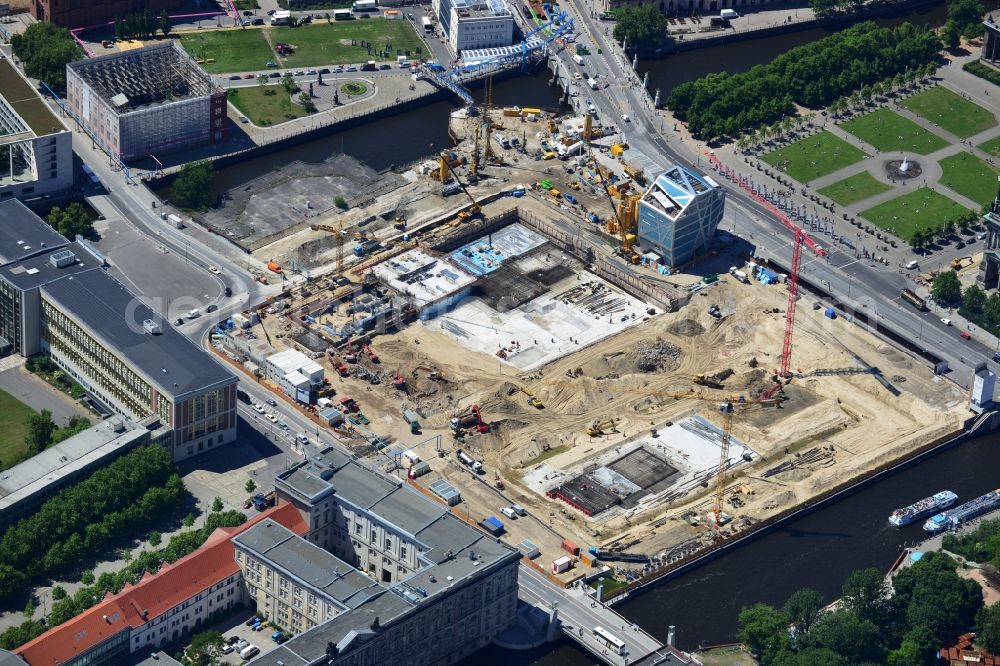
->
[521, 387, 544, 409]
[451, 404, 489, 434]
[267, 260, 282, 274]
[363, 344, 379, 363]
[950, 256, 974, 271]
[339, 396, 361, 413]
[252, 491, 276, 511]
[586, 419, 618, 437]
[412, 365, 442, 381]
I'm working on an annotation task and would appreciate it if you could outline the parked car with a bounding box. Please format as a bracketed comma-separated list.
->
[960, 331, 972, 340]
[267, 398, 278, 406]
[242, 74, 254, 79]
[270, 72, 281, 78]
[252, 18, 264, 25]
[227, 636, 241, 646]
[294, 70, 305, 76]
[379, 64, 391, 70]
[346, 65, 358, 72]
[242, 9, 253, 15]
[319, 68, 331, 74]
[243, 498, 253, 509]
[244, 618, 259, 627]
[307, 69, 317, 75]
[267, 8, 276, 14]
[229, 75, 242, 80]
[174, 318, 184, 326]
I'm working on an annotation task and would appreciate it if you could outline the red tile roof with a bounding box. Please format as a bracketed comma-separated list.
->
[940, 633, 1000, 666]
[17, 504, 307, 666]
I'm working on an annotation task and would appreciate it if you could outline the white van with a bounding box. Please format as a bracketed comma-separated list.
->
[501, 506, 518, 519]
[296, 433, 310, 446]
[239, 645, 260, 660]
[720, 8, 739, 19]
[904, 260, 919, 270]
[511, 504, 527, 516]
[187, 308, 201, 319]
[572, 54, 584, 66]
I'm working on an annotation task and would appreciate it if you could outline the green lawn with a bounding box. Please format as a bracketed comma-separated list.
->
[180, 30, 274, 74]
[860, 188, 970, 241]
[841, 108, 949, 155]
[978, 135, 1000, 158]
[271, 20, 428, 68]
[761, 131, 868, 183]
[179, 20, 428, 73]
[817, 171, 893, 206]
[937, 152, 1000, 206]
[0, 387, 37, 472]
[227, 86, 310, 126]
[902, 86, 997, 139]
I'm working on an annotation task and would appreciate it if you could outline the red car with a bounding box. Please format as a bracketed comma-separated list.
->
[960, 331, 972, 340]
[243, 498, 253, 509]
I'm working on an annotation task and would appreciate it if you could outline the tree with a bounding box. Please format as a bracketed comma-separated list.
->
[612, 6, 667, 50]
[986, 293, 1000, 328]
[171, 161, 215, 211]
[963, 284, 987, 314]
[808, 0, 840, 16]
[11, 22, 84, 90]
[948, 0, 986, 38]
[23, 599, 35, 618]
[212, 497, 224, 513]
[978, 601, 1000, 654]
[942, 20, 962, 50]
[80, 570, 95, 585]
[160, 9, 171, 36]
[183, 513, 195, 528]
[187, 629, 226, 666]
[783, 588, 824, 635]
[773, 648, 847, 666]
[804, 609, 882, 663]
[47, 202, 93, 239]
[245, 479, 257, 494]
[841, 567, 890, 626]
[893, 551, 983, 643]
[25, 409, 55, 456]
[298, 91, 316, 113]
[334, 195, 348, 209]
[51, 585, 67, 600]
[931, 270, 962, 305]
[148, 531, 162, 547]
[737, 604, 790, 663]
[281, 71, 297, 94]
[114, 18, 125, 41]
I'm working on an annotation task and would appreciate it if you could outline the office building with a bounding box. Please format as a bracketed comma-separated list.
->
[0, 60, 73, 201]
[0, 200, 238, 461]
[254, 447, 522, 666]
[432, 0, 514, 53]
[636, 165, 725, 267]
[984, 16, 1000, 66]
[16, 505, 307, 666]
[0, 416, 167, 529]
[66, 42, 226, 162]
[263, 348, 324, 402]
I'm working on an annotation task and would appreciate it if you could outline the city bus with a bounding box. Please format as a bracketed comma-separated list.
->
[421, 15, 433, 33]
[81, 163, 100, 186]
[592, 627, 625, 655]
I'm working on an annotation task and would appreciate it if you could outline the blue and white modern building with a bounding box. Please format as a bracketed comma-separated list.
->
[637, 166, 725, 267]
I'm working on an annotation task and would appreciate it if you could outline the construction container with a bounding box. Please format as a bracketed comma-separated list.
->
[552, 555, 573, 574]
[580, 553, 596, 567]
[481, 516, 505, 536]
[518, 539, 540, 559]
[561, 539, 580, 556]
[408, 461, 431, 479]
[824, 307, 837, 319]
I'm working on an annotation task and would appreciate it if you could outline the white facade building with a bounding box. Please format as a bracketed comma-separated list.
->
[433, 0, 514, 53]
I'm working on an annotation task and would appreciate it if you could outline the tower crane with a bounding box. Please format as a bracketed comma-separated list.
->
[706, 153, 826, 391]
[309, 223, 345, 281]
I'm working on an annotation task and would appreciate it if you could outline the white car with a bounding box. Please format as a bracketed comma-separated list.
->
[254, 404, 266, 414]
[208, 266, 221, 275]
[941, 318, 952, 326]
[621, 113, 630, 122]
[266, 413, 278, 423]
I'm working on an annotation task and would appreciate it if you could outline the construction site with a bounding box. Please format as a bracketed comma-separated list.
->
[211, 89, 971, 587]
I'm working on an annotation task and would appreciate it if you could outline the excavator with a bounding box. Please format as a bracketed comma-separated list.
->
[586, 419, 618, 437]
[450, 404, 490, 434]
[692, 373, 725, 389]
[412, 365, 443, 381]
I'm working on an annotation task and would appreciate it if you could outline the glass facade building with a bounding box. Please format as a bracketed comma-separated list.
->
[637, 165, 725, 267]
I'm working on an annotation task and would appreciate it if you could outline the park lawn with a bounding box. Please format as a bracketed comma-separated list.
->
[272, 20, 429, 67]
[938, 152, 1000, 206]
[817, 171, 893, 206]
[180, 29, 273, 74]
[227, 86, 309, 126]
[860, 188, 970, 241]
[761, 131, 868, 183]
[0, 387, 37, 472]
[978, 135, 1000, 158]
[902, 86, 997, 138]
[841, 108, 949, 155]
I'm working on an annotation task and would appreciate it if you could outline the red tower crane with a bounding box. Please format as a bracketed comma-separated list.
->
[707, 153, 826, 386]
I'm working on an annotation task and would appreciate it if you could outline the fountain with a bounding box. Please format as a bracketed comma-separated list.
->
[885, 156, 921, 181]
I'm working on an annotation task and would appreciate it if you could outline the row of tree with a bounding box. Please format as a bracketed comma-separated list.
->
[668, 21, 941, 141]
[113, 9, 171, 41]
[909, 209, 981, 249]
[0, 509, 246, 651]
[740, 552, 994, 665]
[10, 22, 83, 91]
[943, 518, 1000, 570]
[171, 161, 216, 211]
[0, 445, 185, 600]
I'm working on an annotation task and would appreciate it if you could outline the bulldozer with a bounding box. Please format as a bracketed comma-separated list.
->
[586, 419, 618, 437]
[692, 373, 725, 389]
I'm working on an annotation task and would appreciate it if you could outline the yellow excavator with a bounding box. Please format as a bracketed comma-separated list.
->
[586, 419, 618, 437]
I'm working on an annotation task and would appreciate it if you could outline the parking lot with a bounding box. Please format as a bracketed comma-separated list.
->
[219, 613, 286, 664]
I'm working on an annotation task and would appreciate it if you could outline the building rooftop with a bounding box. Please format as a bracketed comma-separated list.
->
[451, 0, 510, 18]
[371, 248, 477, 307]
[67, 42, 216, 114]
[234, 520, 382, 608]
[17, 504, 307, 666]
[40, 268, 237, 399]
[0, 200, 71, 264]
[0, 417, 149, 511]
[640, 166, 720, 221]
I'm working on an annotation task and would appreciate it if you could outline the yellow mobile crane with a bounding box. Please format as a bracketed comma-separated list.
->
[310, 222, 345, 281]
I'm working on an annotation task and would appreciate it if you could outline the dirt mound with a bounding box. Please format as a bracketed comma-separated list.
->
[635, 338, 681, 372]
[742, 368, 772, 396]
[668, 319, 705, 337]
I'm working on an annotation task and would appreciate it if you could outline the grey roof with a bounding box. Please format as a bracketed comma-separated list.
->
[0, 649, 27, 666]
[369, 491, 446, 538]
[0, 417, 148, 504]
[0, 200, 69, 264]
[234, 520, 380, 607]
[415, 514, 483, 564]
[0, 241, 102, 291]
[133, 653, 182, 666]
[40, 269, 236, 399]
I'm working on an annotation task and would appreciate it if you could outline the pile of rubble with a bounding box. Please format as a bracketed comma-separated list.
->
[635, 338, 681, 372]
